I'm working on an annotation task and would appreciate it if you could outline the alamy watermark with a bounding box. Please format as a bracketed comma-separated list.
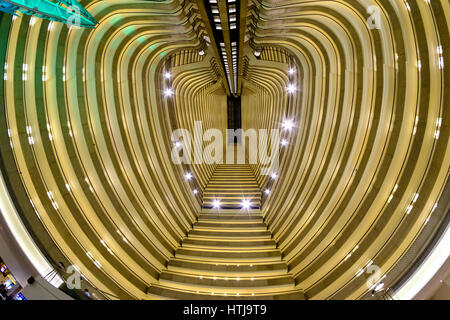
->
[67, 5, 82, 29]
[170, 121, 282, 175]
[367, 5, 382, 30]
[66, 265, 82, 289]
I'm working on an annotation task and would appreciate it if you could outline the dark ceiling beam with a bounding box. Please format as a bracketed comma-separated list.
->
[237, 0, 248, 96]
[196, 0, 231, 95]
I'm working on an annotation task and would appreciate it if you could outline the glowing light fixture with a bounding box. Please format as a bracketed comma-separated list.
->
[241, 199, 251, 210]
[184, 172, 193, 181]
[164, 88, 174, 97]
[212, 199, 222, 209]
[281, 139, 289, 147]
[271, 173, 278, 180]
[282, 119, 295, 131]
[286, 83, 297, 94]
[164, 72, 171, 79]
[374, 282, 385, 292]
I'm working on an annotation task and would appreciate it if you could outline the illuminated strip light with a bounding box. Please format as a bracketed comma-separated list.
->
[211, 0, 237, 95]
[100, 240, 114, 255]
[435, 117, 442, 140]
[231, 42, 238, 94]
[228, 0, 239, 94]
[220, 43, 233, 93]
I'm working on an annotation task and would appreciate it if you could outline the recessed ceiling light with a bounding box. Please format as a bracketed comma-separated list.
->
[286, 83, 297, 94]
[164, 88, 174, 97]
[282, 119, 295, 131]
[374, 282, 385, 292]
[213, 199, 221, 209]
[241, 199, 251, 210]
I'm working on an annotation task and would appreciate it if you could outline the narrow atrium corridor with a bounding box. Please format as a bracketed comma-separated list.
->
[148, 164, 302, 299]
[203, 165, 261, 210]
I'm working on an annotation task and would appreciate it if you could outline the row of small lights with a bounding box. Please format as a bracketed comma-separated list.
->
[262, 66, 298, 198]
[209, 0, 238, 94]
[388, 0, 444, 233]
[164, 66, 202, 200]
[220, 42, 233, 92]
[199, 275, 254, 281]
[209, 0, 237, 30]
[9, 1, 444, 74]
[196, 291, 255, 297]
[162, 50, 205, 98]
[197, 262, 256, 296]
[25, 123, 128, 266]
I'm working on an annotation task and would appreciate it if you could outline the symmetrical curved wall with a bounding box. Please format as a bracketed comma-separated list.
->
[0, 0, 448, 300]
[0, 1, 227, 299]
[243, 0, 449, 299]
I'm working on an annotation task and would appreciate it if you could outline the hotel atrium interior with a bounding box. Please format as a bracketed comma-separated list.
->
[0, 0, 448, 301]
